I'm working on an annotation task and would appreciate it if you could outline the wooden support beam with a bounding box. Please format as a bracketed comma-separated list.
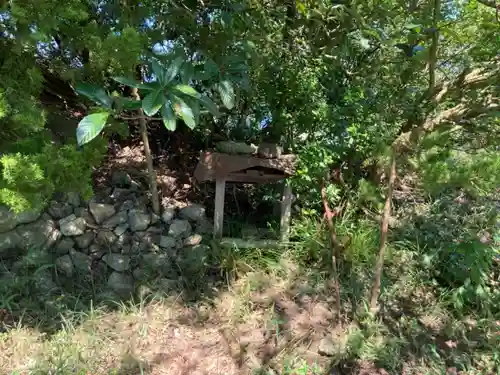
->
[213, 177, 226, 238]
[220, 237, 281, 249]
[280, 181, 293, 242]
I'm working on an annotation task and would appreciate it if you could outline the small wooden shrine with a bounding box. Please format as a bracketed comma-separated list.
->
[193, 147, 296, 243]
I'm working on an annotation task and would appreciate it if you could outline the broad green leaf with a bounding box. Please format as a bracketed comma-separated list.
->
[193, 65, 208, 81]
[221, 11, 232, 27]
[180, 62, 195, 84]
[216, 80, 235, 109]
[118, 97, 142, 110]
[151, 59, 167, 86]
[163, 56, 184, 84]
[172, 84, 200, 98]
[172, 96, 196, 129]
[75, 83, 112, 109]
[404, 23, 422, 29]
[76, 112, 110, 146]
[161, 104, 176, 131]
[142, 90, 166, 116]
[204, 59, 219, 79]
[112, 77, 155, 90]
[198, 95, 220, 117]
[187, 97, 200, 124]
[225, 63, 247, 74]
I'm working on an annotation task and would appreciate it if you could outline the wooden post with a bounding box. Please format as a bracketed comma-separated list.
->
[280, 180, 292, 242]
[214, 177, 226, 238]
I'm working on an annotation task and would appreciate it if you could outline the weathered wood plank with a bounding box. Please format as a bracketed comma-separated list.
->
[214, 177, 226, 238]
[280, 182, 293, 242]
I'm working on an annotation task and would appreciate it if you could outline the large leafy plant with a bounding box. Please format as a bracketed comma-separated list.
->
[75, 55, 233, 146]
[73, 54, 238, 215]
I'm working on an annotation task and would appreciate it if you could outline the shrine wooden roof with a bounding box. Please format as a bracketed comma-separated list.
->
[194, 152, 296, 183]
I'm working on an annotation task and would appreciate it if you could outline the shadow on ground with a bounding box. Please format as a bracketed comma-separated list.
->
[1, 164, 499, 374]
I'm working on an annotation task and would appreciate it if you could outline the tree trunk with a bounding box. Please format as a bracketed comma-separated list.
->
[131, 87, 160, 215]
[428, 0, 440, 89]
[321, 180, 342, 325]
[369, 152, 396, 312]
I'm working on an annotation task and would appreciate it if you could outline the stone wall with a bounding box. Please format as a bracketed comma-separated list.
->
[0, 172, 212, 298]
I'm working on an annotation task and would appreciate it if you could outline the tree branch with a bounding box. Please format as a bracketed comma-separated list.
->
[119, 116, 163, 121]
[395, 99, 500, 150]
[476, 0, 499, 9]
[428, 0, 440, 89]
[320, 179, 342, 325]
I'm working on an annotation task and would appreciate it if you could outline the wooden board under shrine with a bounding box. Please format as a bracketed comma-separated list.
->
[194, 152, 296, 183]
[193, 151, 296, 241]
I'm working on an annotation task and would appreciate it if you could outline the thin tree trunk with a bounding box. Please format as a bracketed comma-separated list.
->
[369, 152, 396, 312]
[429, 0, 440, 89]
[321, 180, 342, 325]
[370, 0, 441, 314]
[131, 87, 160, 215]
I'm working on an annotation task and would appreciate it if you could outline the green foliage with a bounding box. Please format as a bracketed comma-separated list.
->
[292, 142, 339, 209]
[75, 112, 110, 146]
[0, 136, 106, 212]
[76, 54, 232, 145]
[418, 147, 500, 197]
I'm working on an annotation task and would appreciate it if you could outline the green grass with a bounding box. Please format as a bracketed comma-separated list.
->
[1, 194, 499, 374]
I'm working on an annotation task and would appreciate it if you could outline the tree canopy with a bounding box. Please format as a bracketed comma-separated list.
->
[0, 0, 498, 211]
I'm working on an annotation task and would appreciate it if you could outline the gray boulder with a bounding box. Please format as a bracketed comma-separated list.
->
[107, 272, 134, 297]
[160, 236, 177, 249]
[0, 205, 42, 233]
[179, 204, 206, 222]
[43, 228, 62, 251]
[128, 209, 151, 232]
[89, 202, 116, 224]
[120, 200, 135, 211]
[88, 244, 107, 259]
[183, 234, 202, 246]
[16, 209, 42, 225]
[53, 237, 75, 255]
[168, 219, 192, 238]
[69, 248, 91, 273]
[74, 231, 95, 249]
[103, 253, 131, 272]
[110, 188, 134, 201]
[48, 201, 74, 220]
[139, 231, 161, 250]
[0, 205, 17, 233]
[17, 218, 58, 250]
[132, 267, 146, 281]
[114, 223, 129, 236]
[151, 213, 160, 225]
[56, 254, 74, 277]
[96, 229, 118, 246]
[161, 207, 176, 224]
[65, 192, 81, 208]
[142, 253, 170, 270]
[102, 210, 129, 229]
[74, 207, 96, 226]
[59, 215, 86, 236]
[0, 231, 22, 256]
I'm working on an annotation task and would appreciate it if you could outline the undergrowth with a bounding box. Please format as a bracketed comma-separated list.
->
[1, 190, 499, 374]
